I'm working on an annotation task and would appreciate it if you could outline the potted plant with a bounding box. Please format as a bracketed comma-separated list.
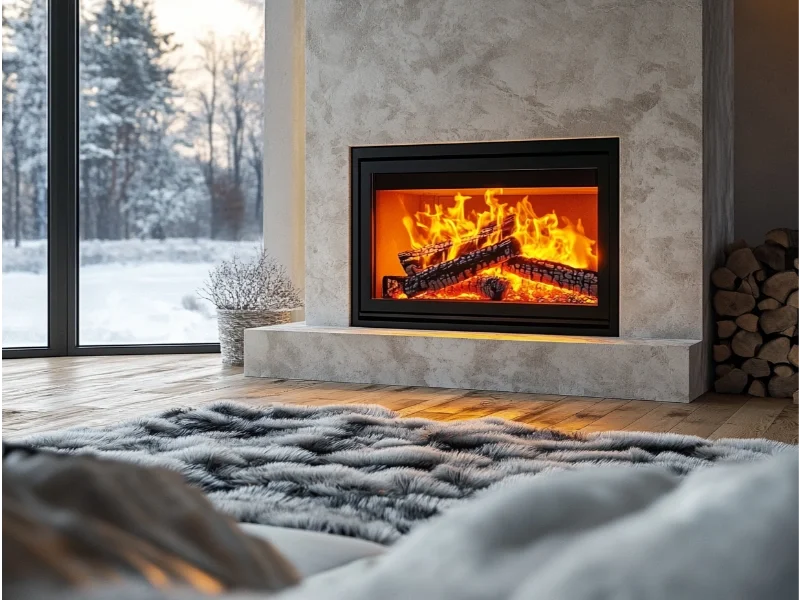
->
[199, 249, 302, 366]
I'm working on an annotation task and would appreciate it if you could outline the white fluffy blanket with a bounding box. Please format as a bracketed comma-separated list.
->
[19, 402, 789, 545]
[276, 448, 798, 600]
[35, 448, 799, 600]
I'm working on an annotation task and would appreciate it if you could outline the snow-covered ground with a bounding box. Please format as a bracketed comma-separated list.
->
[3, 270, 49, 347]
[3, 239, 261, 347]
[3, 238, 260, 273]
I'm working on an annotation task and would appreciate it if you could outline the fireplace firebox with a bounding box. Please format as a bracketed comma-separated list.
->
[351, 138, 619, 336]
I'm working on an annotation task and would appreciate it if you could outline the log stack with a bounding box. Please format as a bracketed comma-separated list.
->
[712, 228, 799, 402]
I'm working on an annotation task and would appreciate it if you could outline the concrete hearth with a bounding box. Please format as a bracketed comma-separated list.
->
[245, 324, 703, 403]
[251, 0, 734, 402]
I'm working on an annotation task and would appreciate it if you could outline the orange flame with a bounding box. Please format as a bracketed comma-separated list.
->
[398, 188, 598, 304]
[402, 189, 598, 270]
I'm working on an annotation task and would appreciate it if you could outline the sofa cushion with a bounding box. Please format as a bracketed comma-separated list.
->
[239, 523, 387, 578]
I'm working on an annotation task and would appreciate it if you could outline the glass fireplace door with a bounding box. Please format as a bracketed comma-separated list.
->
[351, 138, 619, 336]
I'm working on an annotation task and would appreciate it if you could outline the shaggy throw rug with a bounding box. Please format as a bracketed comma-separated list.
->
[16, 401, 789, 544]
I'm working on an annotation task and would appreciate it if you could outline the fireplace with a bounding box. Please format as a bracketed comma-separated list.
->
[351, 138, 619, 336]
[248, 0, 730, 403]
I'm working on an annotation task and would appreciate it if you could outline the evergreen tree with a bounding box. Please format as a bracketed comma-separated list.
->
[79, 0, 178, 240]
[2, 32, 25, 245]
[129, 113, 208, 240]
[2, 0, 48, 244]
[2, 0, 265, 245]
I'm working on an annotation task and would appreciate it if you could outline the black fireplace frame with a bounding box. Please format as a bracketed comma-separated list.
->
[350, 138, 619, 336]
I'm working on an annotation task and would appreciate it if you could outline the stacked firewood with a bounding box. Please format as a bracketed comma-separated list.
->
[712, 228, 799, 401]
[383, 219, 599, 301]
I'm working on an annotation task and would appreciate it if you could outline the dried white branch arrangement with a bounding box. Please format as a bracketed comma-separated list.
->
[199, 248, 302, 311]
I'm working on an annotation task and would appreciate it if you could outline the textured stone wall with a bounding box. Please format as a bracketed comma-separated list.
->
[304, 0, 714, 339]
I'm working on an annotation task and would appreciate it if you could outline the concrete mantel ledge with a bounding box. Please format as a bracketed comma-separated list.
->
[244, 323, 704, 403]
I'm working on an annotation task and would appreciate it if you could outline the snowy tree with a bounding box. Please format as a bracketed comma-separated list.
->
[2, 40, 25, 245]
[128, 111, 208, 240]
[2, 0, 48, 245]
[3, 0, 266, 245]
[79, 0, 179, 240]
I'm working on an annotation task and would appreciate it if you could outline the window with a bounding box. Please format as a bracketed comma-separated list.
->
[2, 0, 265, 356]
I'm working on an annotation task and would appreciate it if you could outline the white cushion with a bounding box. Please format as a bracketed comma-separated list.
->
[238, 523, 386, 578]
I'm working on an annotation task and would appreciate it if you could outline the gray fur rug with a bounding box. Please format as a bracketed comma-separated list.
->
[17, 401, 788, 544]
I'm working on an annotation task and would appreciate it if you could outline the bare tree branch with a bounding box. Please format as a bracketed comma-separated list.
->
[196, 33, 221, 238]
[221, 35, 256, 191]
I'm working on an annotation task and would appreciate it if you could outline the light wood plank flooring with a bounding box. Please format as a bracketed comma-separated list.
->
[2, 355, 797, 444]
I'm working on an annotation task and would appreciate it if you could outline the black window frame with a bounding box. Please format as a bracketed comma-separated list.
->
[3, 0, 219, 358]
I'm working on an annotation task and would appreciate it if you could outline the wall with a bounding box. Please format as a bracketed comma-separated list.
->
[263, 0, 305, 320]
[734, 0, 799, 245]
[304, 0, 720, 340]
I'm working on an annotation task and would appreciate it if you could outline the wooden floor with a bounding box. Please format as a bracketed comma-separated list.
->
[2, 355, 797, 444]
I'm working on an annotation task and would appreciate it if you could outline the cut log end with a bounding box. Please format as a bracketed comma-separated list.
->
[759, 306, 798, 335]
[765, 228, 799, 249]
[711, 267, 737, 291]
[714, 368, 748, 394]
[748, 379, 766, 397]
[731, 330, 763, 358]
[714, 291, 756, 317]
[763, 271, 798, 303]
[741, 357, 771, 378]
[726, 247, 760, 278]
[717, 320, 738, 339]
[734, 313, 758, 333]
[768, 373, 798, 399]
[758, 337, 791, 364]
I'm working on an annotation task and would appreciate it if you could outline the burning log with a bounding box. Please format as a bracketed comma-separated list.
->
[398, 215, 516, 275]
[502, 257, 599, 297]
[382, 275, 510, 301]
[402, 237, 521, 298]
[382, 276, 407, 299]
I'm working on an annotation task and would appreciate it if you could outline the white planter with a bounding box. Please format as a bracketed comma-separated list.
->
[217, 309, 293, 366]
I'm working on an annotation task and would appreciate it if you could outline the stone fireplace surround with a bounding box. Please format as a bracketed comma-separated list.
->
[246, 0, 734, 403]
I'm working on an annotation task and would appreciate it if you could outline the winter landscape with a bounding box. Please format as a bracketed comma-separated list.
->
[3, 239, 260, 346]
[2, 0, 265, 347]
